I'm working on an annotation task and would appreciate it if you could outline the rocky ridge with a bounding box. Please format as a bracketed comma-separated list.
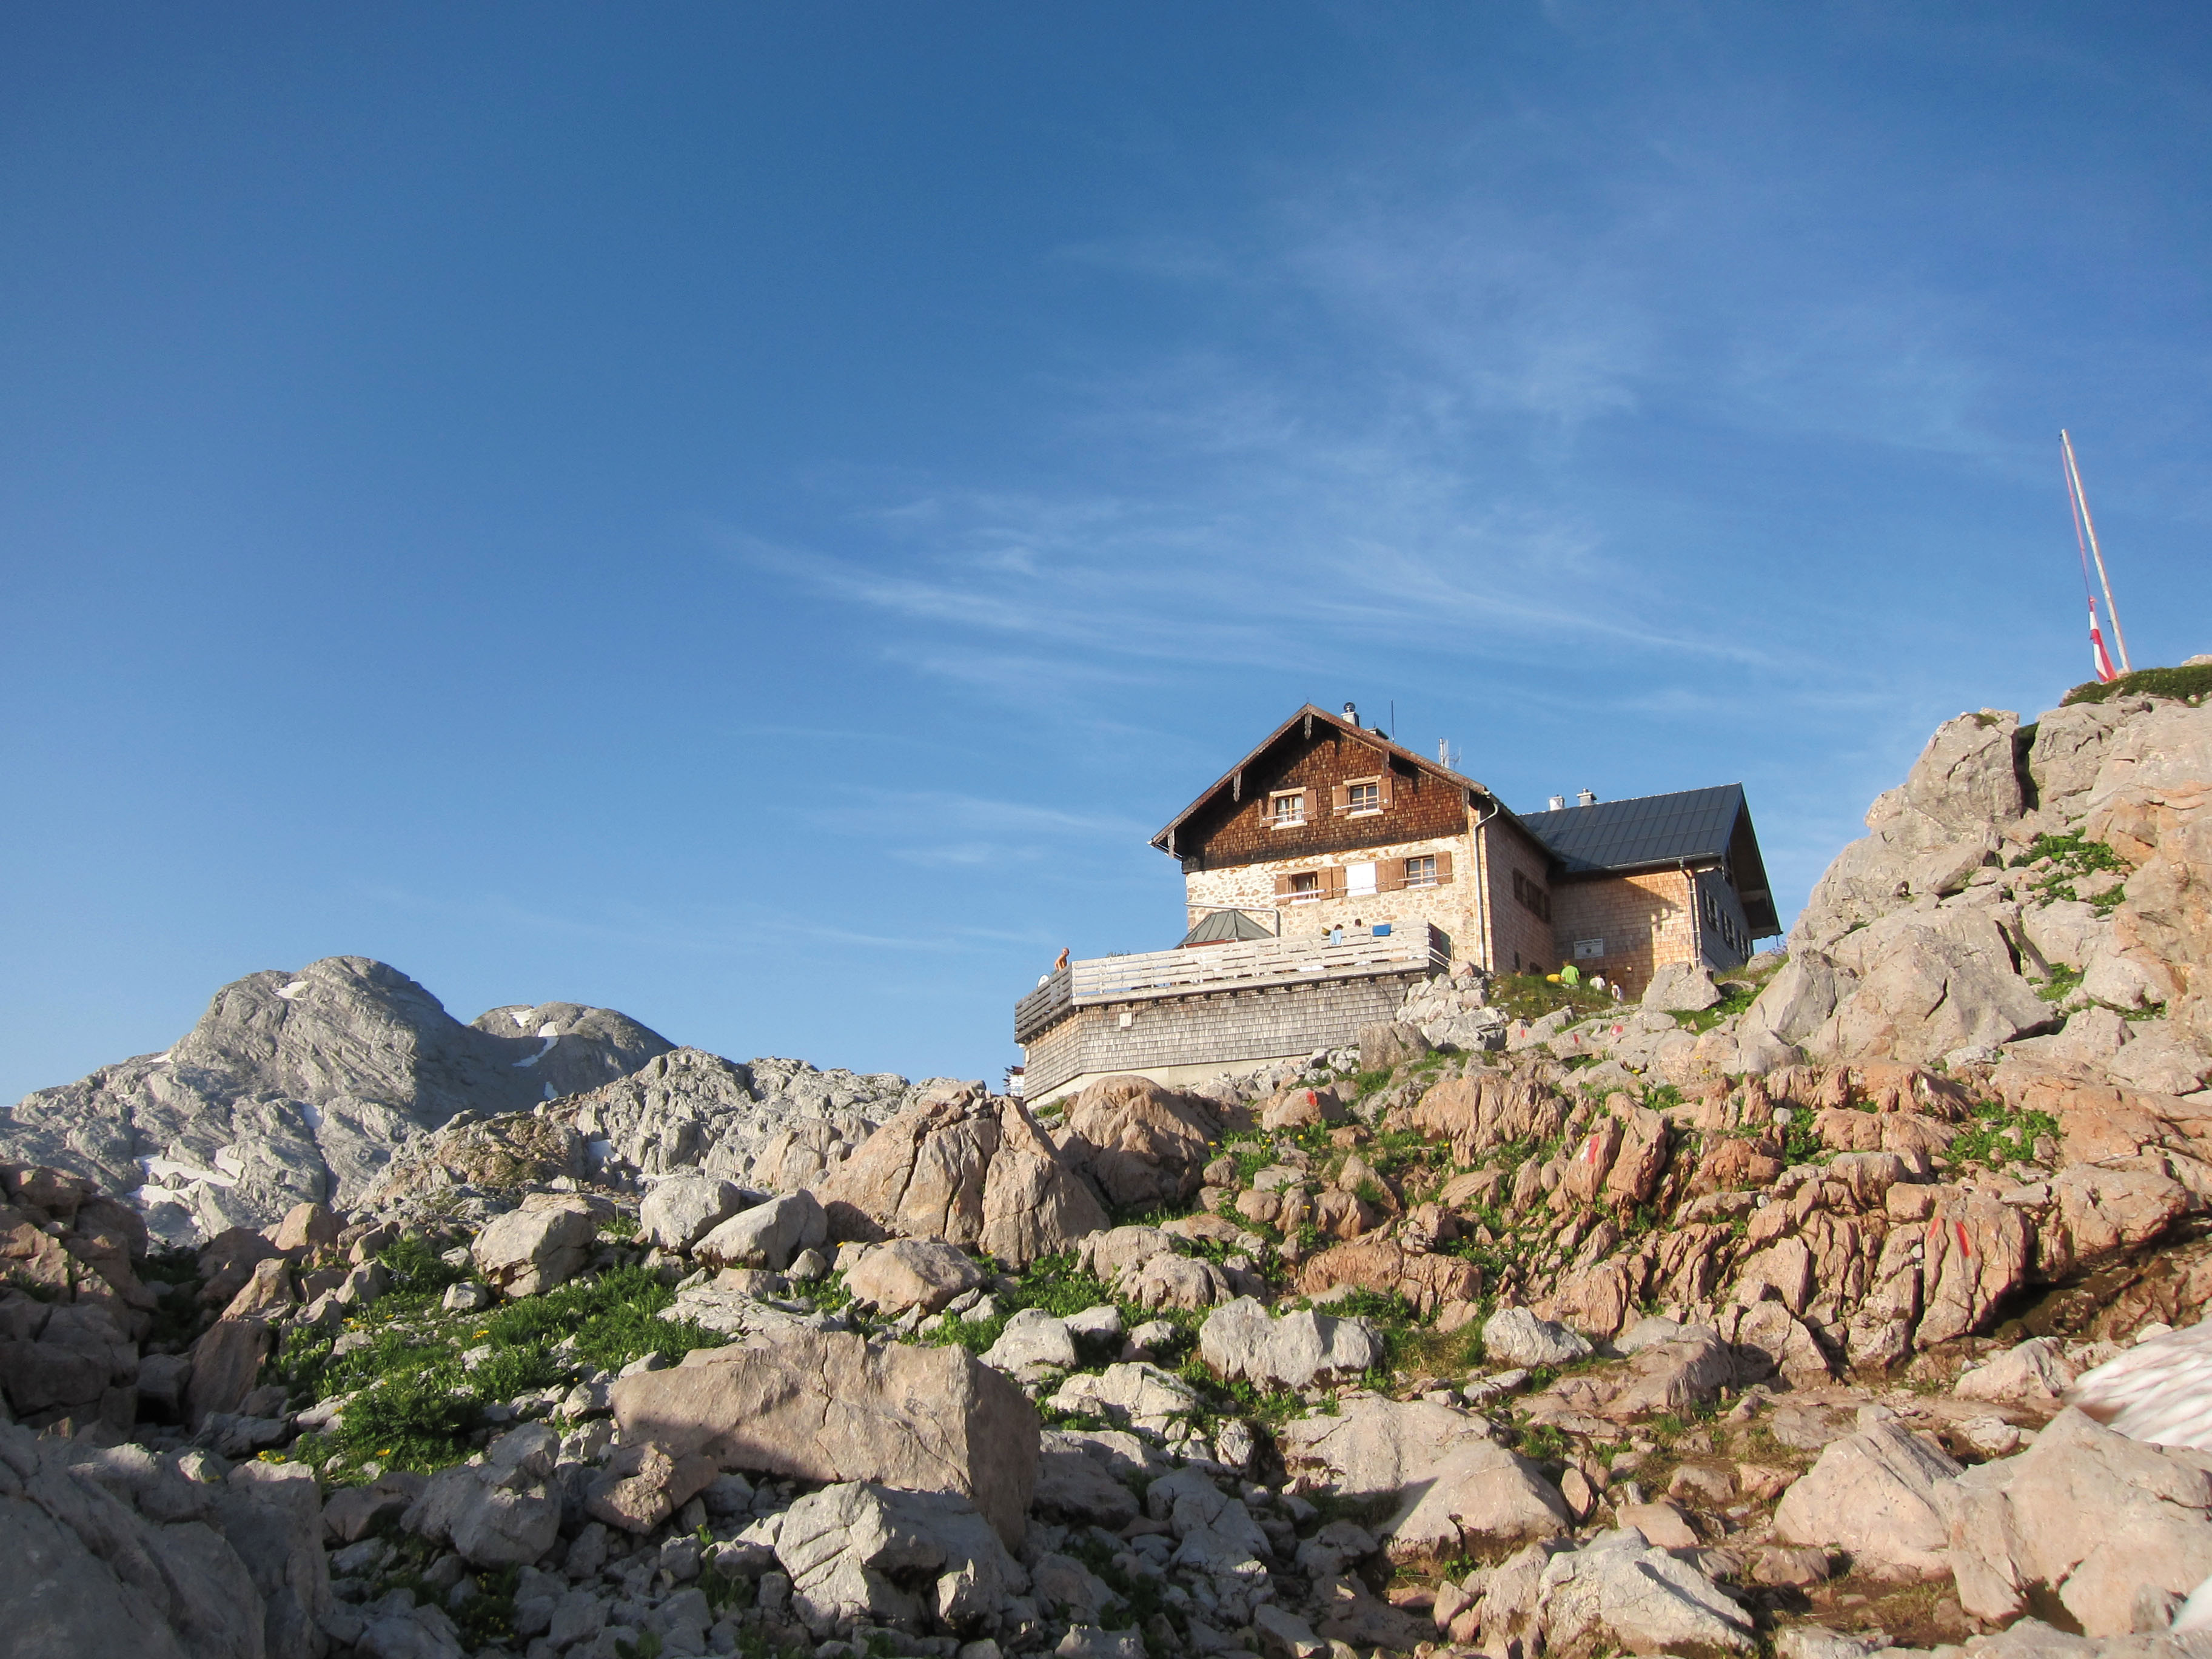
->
[7, 662, 2212, 1659]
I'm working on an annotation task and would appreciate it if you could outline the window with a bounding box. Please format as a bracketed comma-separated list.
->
[1512, 868, 1552, 922]
[1289, 871, 1320, 902]
[1405, 855, 1438, 888]
[1269, 789, 1307, 828]
[1346, 781, 1380, 811]
[1347, 860, 1378, 896]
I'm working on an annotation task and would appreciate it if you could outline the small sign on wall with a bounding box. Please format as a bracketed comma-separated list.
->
[1574, 938, 1606, 960]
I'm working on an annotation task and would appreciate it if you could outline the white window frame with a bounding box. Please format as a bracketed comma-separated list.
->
[1344, 777, 1382, 817]
[1269, 789, 1307, 829]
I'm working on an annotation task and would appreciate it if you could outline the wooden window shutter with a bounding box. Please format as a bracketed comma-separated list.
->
[1324, 865, 1347, 897]
[1377, 860, 1405, 893]
[1273, 873, 1294, 906]
[1377, 771, 1395, 806]
[1330, 782, 1350, 813]
[1297, 787, 1312, 816]
[1435, 850, 1454, 884]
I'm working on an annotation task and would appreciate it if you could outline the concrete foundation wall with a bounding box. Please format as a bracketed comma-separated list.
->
[1023, 972, 1423, 1102]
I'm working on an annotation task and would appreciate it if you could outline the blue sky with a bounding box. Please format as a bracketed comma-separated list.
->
[5, 4, 2208, 1099]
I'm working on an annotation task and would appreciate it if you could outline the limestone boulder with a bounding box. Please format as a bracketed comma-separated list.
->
[1145, 1467, 1272, 1578]
[1483, 1305, 1594, 1368]
[0, 1421, 272, 1659]
[184, 1316, 269, 1428]
[1055, 1074, 1220, 1209]
[1537, 1527, 1757, 1656]
[403, 1423, 565, 1567]
[1356, 1022, 1431, 1073]
[1394, 1069, 1567, 1162]
[1198, 1298, 1383, 1392]
[1045, 1363, 1202, 1435]
[1939, 1407, 2212, 1636]
[819, 1085, 1106, 1266]
[639, 1175, 748, 1252]
[843, 1238, 984, 1315]
[1278, 1396, 1495, 1498]
[608, 1329, 1039, 1547]
[1773, 1413, 1962, 1579]
[471, 1198, 599, 1297]
[694, 1191, 826, 1271]
[1954, 1338, 2077, 1409]
[1805, 919, 2055, 1067]
[583, 1438, 719, 1535]
[982, 1308, 1077, 1372]
[1294, 1236, 1480, 1317]
[1602, 1333, 1739, 1420]
[775, 1481, 1028, 1637]
[1644, 964, 1724, 1012]
[1378, 1439, 1572, 1564]
[1031, 1431, 1144, 1528]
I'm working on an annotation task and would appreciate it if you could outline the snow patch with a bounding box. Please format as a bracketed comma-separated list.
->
[141, 1155, 236, 1189]
[514, 1030, 559, 1068]
[543, 1083, 557, 1101]
[276, 980, 310, 1000]
[508, 1008, 535, 1028]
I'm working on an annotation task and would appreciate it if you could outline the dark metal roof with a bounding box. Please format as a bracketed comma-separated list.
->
[1521, 783, 1780, 935]
[1179, 909, 1279, 947]
[1521, 784, 1745, 873]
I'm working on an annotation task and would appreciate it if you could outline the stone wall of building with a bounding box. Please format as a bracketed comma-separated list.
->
[1549, 868, 1697, 996]
[1182, 832, 1476, 962]
[1481, 818, 1562, 977]
[1022, 971, 1424, 1102]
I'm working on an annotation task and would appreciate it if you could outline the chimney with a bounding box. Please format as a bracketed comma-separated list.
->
[1547, 794, 1567, 811]
[1577, 788, 1598, 807]
[1342, 702, 1358, 726]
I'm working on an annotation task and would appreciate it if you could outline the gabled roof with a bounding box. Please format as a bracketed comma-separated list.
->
[1521, 784, 1780, 933]
[1151, 703, 1500, 855]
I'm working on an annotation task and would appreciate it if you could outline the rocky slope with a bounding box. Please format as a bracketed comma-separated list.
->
[7, 662, 2212, 1659]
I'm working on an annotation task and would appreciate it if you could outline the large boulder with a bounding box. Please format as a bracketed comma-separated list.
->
[1536, 1527, 1757, 1655]
[608, 1329, 1039, 1548]
[1940, 1407, 2212, 1635]
[694, 1191, 826, 1272]
[1278, 1396, 1495, 1498]
[820, 1085, 1107, 1266]
[1805, 916, 2056, 1066]
[471, 1197, 600, 1297]
[1198, 1298, 1383, 1392]
[638, 1175, 747, 1252]
[0, 1422, 308, 1659]
[1643, 964, 1723, 1013]
[1378, 1439, 1572, 1564]
[775, 1481, 1028, 1637]
[401, 1424, 564, 1567]
[1054, 1075, 1220, 1210]
[1483, 1305, 1594, 1368]
[843, 1238, 985, 1315]
[1773, 1412, 1962, 1580]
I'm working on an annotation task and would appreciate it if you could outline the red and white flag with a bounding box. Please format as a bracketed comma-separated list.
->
[2089, 597, 2119, 683]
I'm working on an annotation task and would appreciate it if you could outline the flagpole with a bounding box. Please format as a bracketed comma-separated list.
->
[2062, 431, 2133, 674]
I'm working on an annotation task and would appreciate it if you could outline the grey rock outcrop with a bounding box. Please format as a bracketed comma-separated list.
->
[608, 1329, 1040, 1548]
[1774, 1411, 1963, 1579]
[775, 1481, 1028, 1636]
[819, 1084, 1108, 1266]
[0, 957, 672, 1242]
[0, 1423, 321, 1658]
[470, 1196, 602, 1297]
[1197, 1297, 1384, 1391]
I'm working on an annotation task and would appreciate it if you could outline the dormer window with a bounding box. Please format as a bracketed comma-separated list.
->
[1269, 789, 1309, 828]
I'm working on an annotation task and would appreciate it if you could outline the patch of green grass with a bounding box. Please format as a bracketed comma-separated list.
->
[2035, 963, 2086, 1004]
[292, 1262, 726, 1474]
[2013, 831, 2130, 909]
[2062, 662, 2212, 708]
[1778, 1111, 1828, 1167]
[1488, 973, 1616, 1025]
[1679, 982, 1759, 1034]
[1947, 1102, 2060, 1170]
